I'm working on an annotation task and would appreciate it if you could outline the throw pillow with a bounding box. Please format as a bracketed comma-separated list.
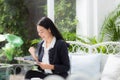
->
[101, 54, 120, 80]
[70, 54, 101, 79]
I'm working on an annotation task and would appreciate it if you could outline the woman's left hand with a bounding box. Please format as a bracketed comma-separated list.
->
[37, 62, 54, 70]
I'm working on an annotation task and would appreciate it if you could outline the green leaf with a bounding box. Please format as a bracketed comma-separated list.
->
[2, 43, 15, 60]
[5, 34, 23, 47]
[99, 4, 120, 41]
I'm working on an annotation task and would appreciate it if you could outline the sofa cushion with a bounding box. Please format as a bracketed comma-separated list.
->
[70, 54, 101, 79]
[100, 54, 108, 73]
[31, 78, 42, 80]
[44, 75, 64, 80]
[101, 54, 120, 80]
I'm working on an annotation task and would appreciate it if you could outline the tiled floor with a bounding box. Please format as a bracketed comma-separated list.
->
[9, 75, 24, 80]
[9, 75, 43, 80]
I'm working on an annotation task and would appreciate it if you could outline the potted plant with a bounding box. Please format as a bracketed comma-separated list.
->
[0, 33, 24, 79]
[0, 33, 23, 63]
[99, 4, 120, 42]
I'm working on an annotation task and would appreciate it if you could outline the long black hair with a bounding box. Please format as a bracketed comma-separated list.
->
[37, 17, 64, 40]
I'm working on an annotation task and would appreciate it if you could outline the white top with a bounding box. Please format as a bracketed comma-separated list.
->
[42, 37, 56, 73]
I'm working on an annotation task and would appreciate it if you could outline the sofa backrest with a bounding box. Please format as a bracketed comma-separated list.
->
[67, 41, 120, 78]
[67, 41, 120, 54]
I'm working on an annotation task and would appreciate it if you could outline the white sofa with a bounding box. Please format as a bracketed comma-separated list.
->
[67, 41, 120, 80]
[13, 41, 120, 80]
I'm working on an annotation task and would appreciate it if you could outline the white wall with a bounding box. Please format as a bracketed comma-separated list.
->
[97, 0, 120, 31]
[76, 0, 97, 37]
[76, 0, 120, 37]
[76, 0, 88, 37]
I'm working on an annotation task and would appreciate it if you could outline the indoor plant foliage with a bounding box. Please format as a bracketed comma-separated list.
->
[99, 4, 120, 42]
[0, 34, 23, 63]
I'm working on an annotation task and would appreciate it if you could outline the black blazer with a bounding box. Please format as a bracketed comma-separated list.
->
[36, 39, 70, 78]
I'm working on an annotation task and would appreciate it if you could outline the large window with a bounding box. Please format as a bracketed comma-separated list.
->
[54, 0, 77, 33]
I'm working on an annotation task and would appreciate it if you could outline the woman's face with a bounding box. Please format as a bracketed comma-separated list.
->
[37, 25, 52, 41]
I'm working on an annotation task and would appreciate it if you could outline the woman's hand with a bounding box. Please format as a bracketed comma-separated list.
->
[28, 47, 38, 62]
[28, 47, 36, 55]
[37, 62, 54, 70]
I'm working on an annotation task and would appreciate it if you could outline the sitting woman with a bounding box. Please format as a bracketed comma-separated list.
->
[25, 17, 70, 79]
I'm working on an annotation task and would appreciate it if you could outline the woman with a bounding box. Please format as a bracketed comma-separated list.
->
[25, 17, 70, 79]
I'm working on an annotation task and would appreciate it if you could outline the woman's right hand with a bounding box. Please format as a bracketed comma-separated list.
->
[28, 47, 36, 55]
[28, 47, 38, 62]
